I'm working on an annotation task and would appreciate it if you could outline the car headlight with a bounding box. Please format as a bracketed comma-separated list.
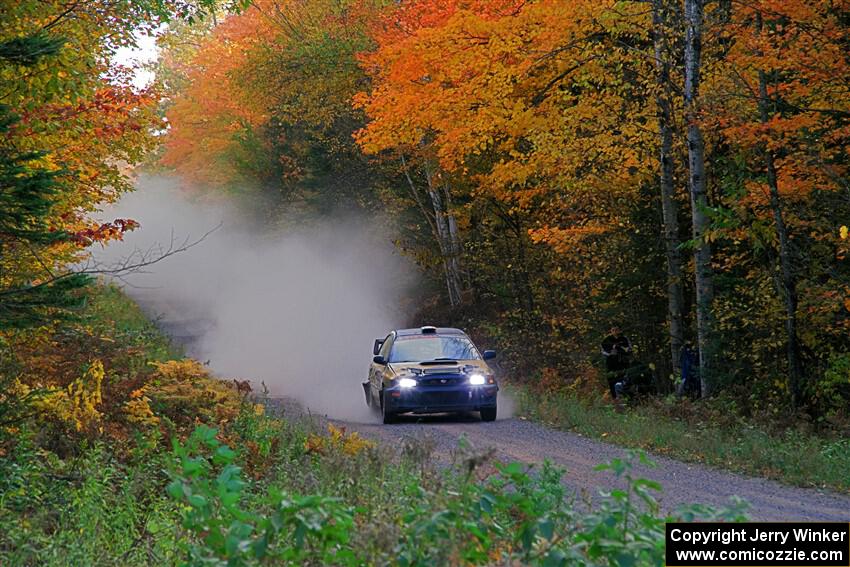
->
[398, 378, 417, 388]
[469, 374, 486, 385]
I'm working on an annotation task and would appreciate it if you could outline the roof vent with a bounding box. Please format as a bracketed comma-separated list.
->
[421, 326, 437, 334]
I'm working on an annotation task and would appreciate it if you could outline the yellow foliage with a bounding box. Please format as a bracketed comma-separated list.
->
[123, 387, 160, 428]
[151, 359, 210, 383]
[305, 423, 376, 457]
[34, 360, 105, 432]
[146, 359, 243, 427]
[5, 377, 31, 399]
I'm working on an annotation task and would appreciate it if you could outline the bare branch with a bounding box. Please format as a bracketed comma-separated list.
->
[0, 223, 221, 299]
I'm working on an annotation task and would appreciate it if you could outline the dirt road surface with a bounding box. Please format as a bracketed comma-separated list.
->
[332, 412, 850, 522]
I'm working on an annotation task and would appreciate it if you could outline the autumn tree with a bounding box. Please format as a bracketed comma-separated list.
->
[161, 0, 391, 220]
[0, 1, 238, 322]
[704, 0, 850, 408]
[0, 94, 89, 326]
[355, 1, 680, 368]
[679, 0, 719, 396]
[353, 0, 536, 306]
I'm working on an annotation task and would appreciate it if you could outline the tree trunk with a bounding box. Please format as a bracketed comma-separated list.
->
[653, 0, 685, 373]
[758, 69, 805, 408]
[401, 155, 464, 307]
[423, 163, 464, 306]
[683, 0, 716, 396]
[442, 183, 465, 294]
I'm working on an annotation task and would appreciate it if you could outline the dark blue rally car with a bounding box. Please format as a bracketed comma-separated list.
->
[362, 326, 498, 424]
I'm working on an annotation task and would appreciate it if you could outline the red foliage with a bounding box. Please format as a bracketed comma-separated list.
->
[71, 218, 140, 247]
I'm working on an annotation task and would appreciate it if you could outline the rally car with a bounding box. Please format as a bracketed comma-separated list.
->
[362, 326, 498, 423]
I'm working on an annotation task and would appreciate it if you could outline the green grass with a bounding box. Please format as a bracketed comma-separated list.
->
[82, 281, 183, 362]
[511, 385, 850, 492]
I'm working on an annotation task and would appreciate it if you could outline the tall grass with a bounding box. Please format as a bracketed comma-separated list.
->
[513, 385, 850, 492]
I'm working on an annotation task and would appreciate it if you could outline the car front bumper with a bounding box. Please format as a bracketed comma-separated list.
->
[384, 384, 498, 414]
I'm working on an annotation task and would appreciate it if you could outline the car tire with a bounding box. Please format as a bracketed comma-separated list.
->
[480, 406, 497, 422]
[381, 390, 396, 424]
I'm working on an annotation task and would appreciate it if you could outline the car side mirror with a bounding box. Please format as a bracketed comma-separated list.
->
[373, 354, 387, 365]
[483, 350, 497, 360]
[373, 339, 384, 356]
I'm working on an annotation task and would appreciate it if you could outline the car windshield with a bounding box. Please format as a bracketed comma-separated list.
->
[389, 336, 480, 363]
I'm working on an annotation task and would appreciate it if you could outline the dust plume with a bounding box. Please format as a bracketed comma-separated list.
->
[94, 175, 413, 422]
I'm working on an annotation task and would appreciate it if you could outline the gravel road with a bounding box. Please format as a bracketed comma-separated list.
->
[329, 411, 850, 521]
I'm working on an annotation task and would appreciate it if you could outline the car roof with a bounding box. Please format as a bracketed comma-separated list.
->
[394, 327, 466, 337]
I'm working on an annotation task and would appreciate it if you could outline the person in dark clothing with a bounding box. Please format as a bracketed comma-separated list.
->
[601, 327, 632, 399]
[677, 341, 700, 398]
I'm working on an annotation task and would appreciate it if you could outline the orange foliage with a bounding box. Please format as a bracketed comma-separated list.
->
[355, 0, 654, 254]
[706, 0, 850, 202]
[161, 4, 275, 185]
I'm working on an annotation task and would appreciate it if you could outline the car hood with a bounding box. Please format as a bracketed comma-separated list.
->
[388, 359, 493, 377]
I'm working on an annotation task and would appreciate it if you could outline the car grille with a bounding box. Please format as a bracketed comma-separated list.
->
[419, 391, 471, 406]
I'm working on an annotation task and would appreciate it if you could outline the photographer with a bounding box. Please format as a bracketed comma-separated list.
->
[601, 326, 632, 399]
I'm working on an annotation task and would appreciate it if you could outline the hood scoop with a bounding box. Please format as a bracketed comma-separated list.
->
[422, 367, 460, 375]
[419, 359, 458, 366]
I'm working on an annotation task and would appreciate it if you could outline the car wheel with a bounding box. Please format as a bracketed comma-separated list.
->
[381, 390, 396, 424]
[480, 406, 497, 422]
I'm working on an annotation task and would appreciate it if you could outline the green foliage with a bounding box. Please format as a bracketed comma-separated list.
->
[82, 283, 183, 364]
[0, 102, 90, 328]
[0, 437, 181, 565]
[164, 420, 745, 567]
[0, 33, 65, 66]
[810, 354, 850, 421]
[168, 424, 356, 566]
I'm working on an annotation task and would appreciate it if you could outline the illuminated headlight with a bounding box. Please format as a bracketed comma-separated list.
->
[469, 374, 486, 385]
[398, 378, 417, 388]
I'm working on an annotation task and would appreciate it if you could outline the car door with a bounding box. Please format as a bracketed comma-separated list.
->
[370, 333, 393, 396]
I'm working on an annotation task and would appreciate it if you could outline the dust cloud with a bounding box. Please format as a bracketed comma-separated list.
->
[94, 175, 414, 422]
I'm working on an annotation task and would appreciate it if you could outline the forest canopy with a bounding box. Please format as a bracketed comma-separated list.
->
[160, 0, 850, 423]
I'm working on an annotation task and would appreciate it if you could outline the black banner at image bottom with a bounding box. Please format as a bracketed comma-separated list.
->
[666, 522, 849, 566]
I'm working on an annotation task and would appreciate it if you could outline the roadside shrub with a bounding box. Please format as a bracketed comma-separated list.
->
[0, 439, 181, 566]
[123, 386, 160, 428]
[32, 360, 105, 433]
[167, 424, 357, 566]
[304, 423, 376, 457]
[147, 359, 243, 428]
[810, 353, 850, 425]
